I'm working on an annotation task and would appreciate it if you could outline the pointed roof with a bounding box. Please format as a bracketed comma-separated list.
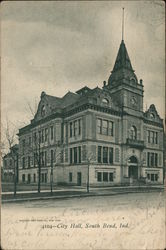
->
[112, 40, 134, 72]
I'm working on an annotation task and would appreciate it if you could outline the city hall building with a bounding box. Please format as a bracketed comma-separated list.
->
[18, 39, 164, 186]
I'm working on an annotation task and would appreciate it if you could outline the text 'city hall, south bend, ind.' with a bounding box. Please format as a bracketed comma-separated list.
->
[5, 35, 164, 187]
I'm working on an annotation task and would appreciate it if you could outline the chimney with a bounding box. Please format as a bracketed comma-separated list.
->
[140, 79, 143, 85]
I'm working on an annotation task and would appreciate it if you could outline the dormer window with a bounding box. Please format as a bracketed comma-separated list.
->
[130, 77, 136, 85]
[41, 105, 46, 117]
[102, 98, 109, 105]
[150, 113, 155, 119]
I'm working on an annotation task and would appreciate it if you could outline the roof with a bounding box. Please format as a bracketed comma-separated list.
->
[112, 40, 134, 72]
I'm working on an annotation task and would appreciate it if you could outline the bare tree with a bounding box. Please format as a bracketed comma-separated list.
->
[2, 118, 19, 196]
[85, 149, 95, 193]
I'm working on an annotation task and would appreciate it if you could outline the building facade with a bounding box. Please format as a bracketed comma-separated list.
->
[18, 39, 164, 186]
[2, 144, 19, 182]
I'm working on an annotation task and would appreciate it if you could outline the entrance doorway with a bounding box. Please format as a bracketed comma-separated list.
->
[128, 156, 138, 179]
[77, 172, 82, 186]
[128, 165, 138, 179]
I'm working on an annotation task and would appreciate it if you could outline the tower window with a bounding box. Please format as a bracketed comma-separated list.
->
[130, 126, 137, 140]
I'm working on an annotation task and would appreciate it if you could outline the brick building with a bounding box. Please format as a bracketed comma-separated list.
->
[2, 144, 19, 182]
[17, 39, 164, 186]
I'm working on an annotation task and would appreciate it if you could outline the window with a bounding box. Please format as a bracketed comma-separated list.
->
[74, 147, 77, 163]
[98, 146, 102, 163]
[108, 121, 113, 136]
[130, 126, 137, 140]
[29, 137, 31, 146]
[97, 118, 114, 136]
[102, 120, 108, 135]
[33, 174, 36, 182]
[147, 152, 158, 167]
[103, 147, 108, 163]
[70, 148, 73, 164]
[148, 130, 158, 144]
[38, 131, 41, 143]
[22, 157, 25, 169]
[97, 119, 102, 134]
[50, 126, 54, 140]
[41, 129, 44, 143]
[69, 172, 72, 182]
[70, 122, 72, 137]
[45, 128, 48, 142]
[147, 173, 158, 182]
[22, 174, 25, 182]
[78, 119, 81, 135]
[41, 105, 46, 116]
[28, 156, 31, 168]
[103, 172, 108, 182]
[109, 148, 113, 164]
[33, 132, 37, 142]
[102, 98, 109, 104]
[109, 173, 113, 181]
[28, 174, 31, 183]
[97, 172, 102, 182]
[51, 150, 54, 165]
[45, 151, 47, 166]
[74, 121, 77, 136]
[34, 153, 37, 167]
[78, 146, 81, 163]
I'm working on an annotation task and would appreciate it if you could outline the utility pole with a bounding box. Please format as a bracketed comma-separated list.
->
[87, 159, 90, 193]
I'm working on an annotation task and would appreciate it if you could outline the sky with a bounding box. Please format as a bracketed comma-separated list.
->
[1, 1, 165, 134]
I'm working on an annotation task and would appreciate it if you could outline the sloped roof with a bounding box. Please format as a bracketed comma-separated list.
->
[112, 40, 134, 72]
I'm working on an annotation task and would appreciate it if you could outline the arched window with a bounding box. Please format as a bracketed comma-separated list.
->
[102, 98, 109, 105]
[41, 105, 46, 117]
[130, 126, 137, 140]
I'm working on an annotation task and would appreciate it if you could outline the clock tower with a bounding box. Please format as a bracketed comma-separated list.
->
[104, 39, 144, 118]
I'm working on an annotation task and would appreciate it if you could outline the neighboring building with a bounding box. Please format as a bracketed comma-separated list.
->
[2, 144, 19, 182]
[18, 39, 164, 186]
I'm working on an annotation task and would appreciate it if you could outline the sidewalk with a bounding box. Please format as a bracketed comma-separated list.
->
[2, 185, 164, 203]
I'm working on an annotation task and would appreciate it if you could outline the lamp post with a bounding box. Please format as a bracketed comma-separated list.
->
[50, 154, 53, 195]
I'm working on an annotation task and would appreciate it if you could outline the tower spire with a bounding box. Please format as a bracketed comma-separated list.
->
[122, 7, 124, 41]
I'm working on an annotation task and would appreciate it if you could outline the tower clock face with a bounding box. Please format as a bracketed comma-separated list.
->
[131, 97, 137, 106]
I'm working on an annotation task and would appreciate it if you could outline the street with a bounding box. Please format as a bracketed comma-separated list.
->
[1, 191, 165, 250]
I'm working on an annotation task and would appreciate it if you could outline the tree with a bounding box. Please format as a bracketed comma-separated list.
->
[1, 118, 19, 196]
[85, 149, 95, 193]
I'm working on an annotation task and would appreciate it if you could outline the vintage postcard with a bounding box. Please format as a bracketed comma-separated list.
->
[1, 1, 165, 250]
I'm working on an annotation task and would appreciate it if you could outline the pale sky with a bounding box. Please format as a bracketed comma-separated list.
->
[1, 1, 165, 134]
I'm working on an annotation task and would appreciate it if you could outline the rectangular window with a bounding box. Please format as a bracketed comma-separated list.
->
[109, 173, 113, 182]
[108, 121, 113, 136]
[45, 151, 47, 166]
[103, 172, 108, 182]
[69, 172, 72, 182]
[148, 131, 150, 143]
[74, 121, 77, 136]
[97, 119, 102, 134]
[109, 148, 113, 164]
[78, 146, 81, 163]
[33, 174, 36, 182]
[151, 174, 154, 181]
[155, 132, 158, 144]
[74, 147, 77, 163]
[38, 131, 41, 143]
[22, 157, 25, 169]
[50, 126, 54, 140]
[98, 146, 102, 163]
[22, 174, 25, 182]
[97, 172, 102, 182]
[51, 150, 54, 165]
[155, 153, 158, 167]
[29, 137, 31, 146]
[78, 119, 81, 135]
[41, 129, 44, 143]
[70, 122, 72, 137]
[33, 132, 37, 143]
[147, 173, 150, 180]
[70, 148, 73, 164]
[45, 128, 48, 142]
[103, 147, 108, 163]
[102, 120, 108, 135]
[28, 156, 31, 168]
[155, 174, 158, 181]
